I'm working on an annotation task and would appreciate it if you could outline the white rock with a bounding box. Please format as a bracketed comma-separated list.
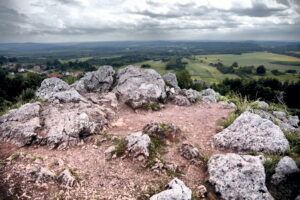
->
[36, 78, 70, 100]
[213, 111, 289, 153]
[208, 153, 273, 200]
[255, 101, 269, 110]
[150, 178, 192, 200]
[271, 156, 300, 184]
[125, 132, 151, 160]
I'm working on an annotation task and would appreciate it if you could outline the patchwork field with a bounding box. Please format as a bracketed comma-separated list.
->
[131, 52, 300, 83]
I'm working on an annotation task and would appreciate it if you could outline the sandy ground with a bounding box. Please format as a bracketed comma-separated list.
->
[0, 102, 232, 200]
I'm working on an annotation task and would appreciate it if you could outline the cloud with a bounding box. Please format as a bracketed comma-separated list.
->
[0, 0, 299, 42]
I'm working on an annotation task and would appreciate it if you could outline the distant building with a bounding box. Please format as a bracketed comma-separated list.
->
[33, 65, 41, 72]
[71, 71, 83, 77]
[49, 73, 61, 78]
[8, 72, 15, 76]
[18, 68, 25, 73]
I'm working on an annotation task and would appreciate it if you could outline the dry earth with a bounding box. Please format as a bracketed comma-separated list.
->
[0, 102, 233, 200]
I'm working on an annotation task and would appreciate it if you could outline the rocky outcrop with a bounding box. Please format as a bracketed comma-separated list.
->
[142, 122, 181, 142]
[219, 101, 236, 109]
[170, 95, 191, 106]
[271, 156, 300, 184]
[36, 78, 70, 100]
[199, 88, 221, 103]
[163, 72, 180, 91]
[72, 65, 115, 93]
[213, 111, 289, 153]
[150, 178, 192, 200]
[254, 109, 299, 132]
[114, 66, 166, 109]
[179, 89, 201, 103]
[46, 89, 88, 103]
[0, 102, 41, 146]
[208, 153, 273, 200]
[125, 132, 151, 161]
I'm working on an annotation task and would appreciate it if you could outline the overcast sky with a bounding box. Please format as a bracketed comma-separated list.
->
[0, 0, 299, 43]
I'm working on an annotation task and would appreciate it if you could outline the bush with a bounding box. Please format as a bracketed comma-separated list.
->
[285, 69, 297, 74]
[176, 70, 193, 89]
[271, 69, 285, 76]
[256, 65, 266, 75]
[17, 88, 36, 103]
[141, 64, 151, 68]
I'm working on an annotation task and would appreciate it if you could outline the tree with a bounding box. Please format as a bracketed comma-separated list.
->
[231, 62, 238, 68]
[176, 70, 193, 89]
[256, 65, 266, 75]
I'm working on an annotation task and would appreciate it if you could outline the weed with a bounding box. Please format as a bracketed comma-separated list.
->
[263, 155, 281, 182]
[95, 141, 101, 147]
[68, 168, 82, 181]
[141, 103, 161, 111]
[10, 153, 20, 160]
[31, 156, 43, 162]
[159, 123, 168, 132]
[219, 113, 239, 128]
[112, 138, 127, 157]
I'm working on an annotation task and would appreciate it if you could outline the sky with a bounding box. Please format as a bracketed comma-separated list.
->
[0, 0, 299, 43]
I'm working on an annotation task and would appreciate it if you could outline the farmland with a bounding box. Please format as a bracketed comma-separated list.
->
[130, 52, 300, 83]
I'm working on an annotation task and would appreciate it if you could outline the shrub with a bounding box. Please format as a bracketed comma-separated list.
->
[256, 65, 266, 75]
[17, 88, 35, 103]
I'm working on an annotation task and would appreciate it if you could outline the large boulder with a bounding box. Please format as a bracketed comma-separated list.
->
[114, 66, 166, 109]
[0, 102, 41, 146]
[208, 153, 273, 200]
[271, 156, 300, 184]
[72, 65, 115, 93]
[125, 132, 151, 161]
[150, 178, 192, 200]
[213, 111, 289, 153]
[36, 78, 70, 100]
[46, 89, 88, 103]
[162, 72, 180, 91]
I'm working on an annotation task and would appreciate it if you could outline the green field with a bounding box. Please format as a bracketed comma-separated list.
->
[131, 52, 300, 83]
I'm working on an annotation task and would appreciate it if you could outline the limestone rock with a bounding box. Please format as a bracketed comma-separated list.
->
[29, 167, 56, 183]
[171, 95, 191, 106]
[273, 111, 287, 120]
[142, 122, 181, 142]
[199, 88, 221, 103]
[219, 101, 236, 109]
[255, 101, 269, 110]
[162, 72, 180, 91]
[150, 178, 192, 200]
[47, 89, 87, 103]
[179, 143, 202, 161]
[125, 132, 151, 161]
[57, 169, 77, 188]
[196, 185, 207, 198]
[0, 102, 41, 146]
[114, 66, 166, 109]
[179, 89, 201, 103]
[36, 78, 70, 100]
[72, 65, 115, 93]
[289, 115, 299, 127]
[105, 145, 116, 159]
[208, 153, 273, 200]
[271, 156, 300, 184]
[213, 111, 289, 153]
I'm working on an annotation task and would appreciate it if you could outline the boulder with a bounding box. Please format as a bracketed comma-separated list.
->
[162, 72, 180, 91]
[114, 66, 166, 109]
[71, 65, 115, 93]
[125, 132, 151, 161]
[271, 156, 300, 184]
[199, 88, 221, 103]
[150, 178, 192, 200]
[289, 115, 299, 127]
[40, 107, 99, 149]
[0, 102, 41, 146]
[180, 89, 201, 103]
[208, 153, 273, 200]
[255, 101, 269, 110]
[142, 122, 181, 142]
[273, 111, 287, 120]
[219, 101, 236, 109]
[170, 95, 191, 106]
[213, 111, 289, 153]
[36, 78, 70, 100]
[46, 89, 87, 103]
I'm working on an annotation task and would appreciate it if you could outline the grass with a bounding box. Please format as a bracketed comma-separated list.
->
[141, 102, 161, 111]
[31, 156, 43, 162]
[112, 138, 127, 157]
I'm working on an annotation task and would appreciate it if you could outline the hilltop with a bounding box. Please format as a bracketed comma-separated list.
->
[0, 65, 299, 200]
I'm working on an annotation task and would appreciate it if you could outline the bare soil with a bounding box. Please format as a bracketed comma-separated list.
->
[0, 102, 232, 200]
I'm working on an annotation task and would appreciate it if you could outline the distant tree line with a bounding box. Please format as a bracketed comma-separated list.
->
[46, 60, 96, 72]
[0, 69, 46, 113]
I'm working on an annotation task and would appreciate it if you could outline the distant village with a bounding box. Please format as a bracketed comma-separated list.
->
[1, 60, 84, 78]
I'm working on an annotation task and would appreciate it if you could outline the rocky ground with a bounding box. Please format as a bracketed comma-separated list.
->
[0, 65, 299, 200]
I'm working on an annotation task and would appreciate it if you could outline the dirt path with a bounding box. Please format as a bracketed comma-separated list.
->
[0, 102, 232, 199]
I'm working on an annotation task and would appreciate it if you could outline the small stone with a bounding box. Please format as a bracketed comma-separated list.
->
[197, 185, 207, 198]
